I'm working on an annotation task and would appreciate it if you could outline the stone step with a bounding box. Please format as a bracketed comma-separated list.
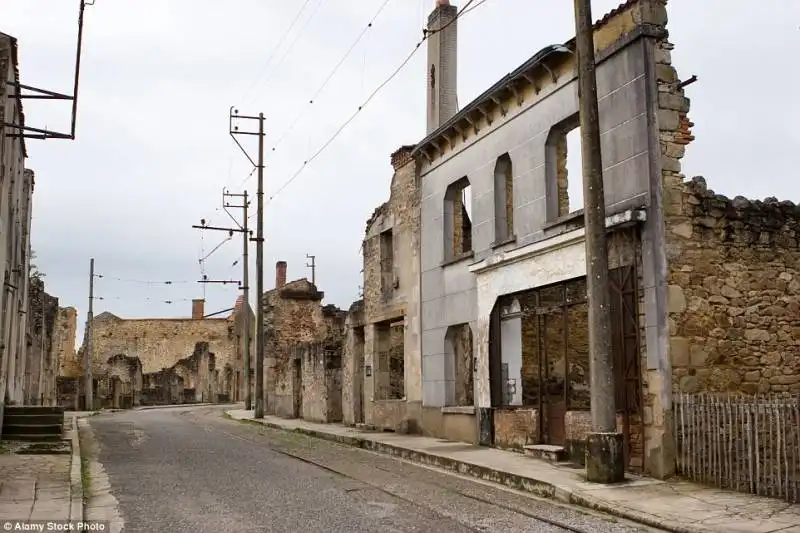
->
[2, 423, 63, 436]
[523, 444, 568, 463]
[3, 413, 64, 426]
[0, 433, 63, 442]
[4, 406, 64, 416]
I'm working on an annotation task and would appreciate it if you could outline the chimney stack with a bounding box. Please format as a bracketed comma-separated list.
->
[426, 0, 458, 135]
[192, 299, 205, 320]
[275, 261, 287, 289]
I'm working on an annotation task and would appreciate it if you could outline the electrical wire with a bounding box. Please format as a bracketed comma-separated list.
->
[94, 275, 192, 285]
[259, 0, 481, 209]
[199, 235, 233, 264]
[268, 0, 394, 154]
[93, 296, 193, 304]
[245, 0, 328, 106]
[240, 0, 315, 105]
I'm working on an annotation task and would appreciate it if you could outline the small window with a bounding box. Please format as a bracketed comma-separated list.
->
[380, 229, 394, 300]
[443, 177, 473, 260]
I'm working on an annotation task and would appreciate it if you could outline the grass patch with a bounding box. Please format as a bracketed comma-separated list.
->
[0, 441, 9, 454]
[80, 454, 91, 504]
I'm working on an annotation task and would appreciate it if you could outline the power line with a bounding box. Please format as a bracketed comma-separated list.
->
[240, 0, 315, 105]
[260, 0, 481, 208]
[93, 296, 193, 304]
[268, 0, 394, 154]
[243, 0, 327, 107]
[94, 274, 193, 285]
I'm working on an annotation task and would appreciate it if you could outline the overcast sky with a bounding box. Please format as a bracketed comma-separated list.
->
[3, 0, 798, 347]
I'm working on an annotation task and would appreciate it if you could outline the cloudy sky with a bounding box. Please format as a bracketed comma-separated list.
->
[4, 0, 799, 346]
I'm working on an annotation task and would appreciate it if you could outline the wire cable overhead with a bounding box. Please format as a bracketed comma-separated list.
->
[94, 274, 193, 285]
[269, 0, 394, 153]
[261, 0, 481, 208]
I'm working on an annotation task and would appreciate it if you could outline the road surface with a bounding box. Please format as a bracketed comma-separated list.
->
[80, 405, 663, 533]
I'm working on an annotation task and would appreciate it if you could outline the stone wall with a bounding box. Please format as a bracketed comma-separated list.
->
[89, 312, 236, 376]
[355, 145, 423, 431]
[666, 177, 800, 395]
[299, 342, 343, 423]
[55, 307, 78, 378]
[24, 277, 59, 405]
[64, 306, 238, 409]
[264, 277, 327, 417]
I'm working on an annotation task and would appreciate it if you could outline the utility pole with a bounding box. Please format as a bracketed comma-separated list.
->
[222, 189, 252, 410]
[86, 257, 94, 411]
[229, 108, 266, 419]
[573, 0, 623, 483]
[306, 254, 316, 286]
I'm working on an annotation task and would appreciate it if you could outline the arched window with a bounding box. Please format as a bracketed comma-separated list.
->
[493, 153, 514, 242]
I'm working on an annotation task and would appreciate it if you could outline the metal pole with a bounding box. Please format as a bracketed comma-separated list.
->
[574, 0, 623, 483]
[254, 113, 265, 419]
[242, 191, 252, 411]
[86, 257, 94, 411]
[306, 254, 316, 286]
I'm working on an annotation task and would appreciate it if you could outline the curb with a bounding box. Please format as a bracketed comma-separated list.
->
[68, 415, 83, 523]
[241, 416, 711, 533]
[134, 402, 234, 411]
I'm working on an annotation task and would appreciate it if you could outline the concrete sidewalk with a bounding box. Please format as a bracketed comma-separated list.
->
[227, 409, 800, 533]
[0, 417, 82, 522]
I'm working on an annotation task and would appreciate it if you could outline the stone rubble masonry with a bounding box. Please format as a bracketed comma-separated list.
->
[262, 272, 345, 418]
[665, 177, 800, 395]
[87, 311, 236, 376]
[24, 277, 60, 405]
[296, 305, 348, 423]
[55, 307, 79, 378]
[67, 306, 239, 408]
[349, 144, 423, 432]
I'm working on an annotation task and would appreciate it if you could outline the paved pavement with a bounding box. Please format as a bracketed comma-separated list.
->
[228, 409, 800, 533]
[0, 444, 71, 522]
[80, 405, 663, 533]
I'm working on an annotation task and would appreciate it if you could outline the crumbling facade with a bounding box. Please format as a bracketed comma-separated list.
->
[295, 305, 347, 423]
[23, 278, 59, 406]
[343, 146, 424, 432]
[67, 298, 240, 409]
[263, 261, 346, 418]
[228, 294, 255, 403]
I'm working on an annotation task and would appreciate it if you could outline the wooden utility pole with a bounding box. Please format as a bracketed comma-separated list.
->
[229, 108, 266, 419]
[254, 113, 265, 419]
[573, 0, 623, 483]
[86, 257, 94, 411]
[306, 254, 316, 286]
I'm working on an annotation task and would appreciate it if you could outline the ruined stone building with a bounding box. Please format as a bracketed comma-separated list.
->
[67, 298, 243, 409]
[262, 261, 346, 420]
[341, 0, 799, 481]
[229, 294, 255, 404]
[342, 146, 423, 432]
[0, 34, 74, 432]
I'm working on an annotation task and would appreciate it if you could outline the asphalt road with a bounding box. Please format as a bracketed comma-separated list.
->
[81, 406, 663, 533]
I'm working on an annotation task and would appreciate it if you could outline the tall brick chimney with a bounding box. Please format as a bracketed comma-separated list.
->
[275, 261, 287, 289]
[192, 299, 205, 320]
[426, 0, 458, 135]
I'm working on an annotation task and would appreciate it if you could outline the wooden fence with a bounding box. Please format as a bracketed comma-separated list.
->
[675, 392, 800, 503]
